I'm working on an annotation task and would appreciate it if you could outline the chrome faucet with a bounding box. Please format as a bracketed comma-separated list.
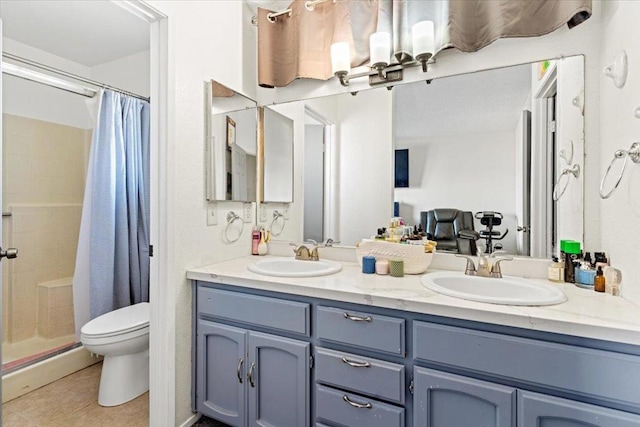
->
[456, 250, 513, 278]
[292, 240, 319, 261]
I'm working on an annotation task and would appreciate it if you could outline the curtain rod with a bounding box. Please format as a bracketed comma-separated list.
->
[251, 0, 335, 26]
[2, 52, 150, 102]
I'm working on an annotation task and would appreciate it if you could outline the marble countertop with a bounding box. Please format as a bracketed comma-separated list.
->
[187, 255, 640, 346]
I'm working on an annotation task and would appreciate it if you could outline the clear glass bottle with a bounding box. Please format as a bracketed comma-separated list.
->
[548, 256, 564, 283]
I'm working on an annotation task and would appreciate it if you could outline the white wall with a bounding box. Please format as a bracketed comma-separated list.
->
[336, 89, 393, 246]
[304, 124, 324, 242]
[395, 130, 518, 254]
[2, 38, 94, 129]
[3, 38, 150, 132]
[90, 50, 150, 98]
[145, 1, 256, 424]
[598, 0, 640, 305]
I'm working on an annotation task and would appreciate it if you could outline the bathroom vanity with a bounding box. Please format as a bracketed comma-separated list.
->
[188, 257, 640, 427]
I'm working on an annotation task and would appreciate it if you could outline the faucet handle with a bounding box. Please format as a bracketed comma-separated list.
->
[456, 254, 477, 274]
[491, 257, 514, 278]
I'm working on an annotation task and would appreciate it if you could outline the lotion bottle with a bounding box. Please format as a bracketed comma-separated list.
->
[251, 227, 260, 255]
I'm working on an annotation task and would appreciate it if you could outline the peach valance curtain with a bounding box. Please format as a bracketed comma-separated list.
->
[257, 0, 378, 88]
[257, 0, 592, 88]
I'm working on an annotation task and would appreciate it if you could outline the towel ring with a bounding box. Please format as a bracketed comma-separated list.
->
[224, 211, 244, 243]
[269, 210, 286, 236]
[600, 142, 640, 199]
[553, 164, 580, 201]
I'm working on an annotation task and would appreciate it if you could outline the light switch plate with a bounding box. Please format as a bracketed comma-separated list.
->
[207, 204, 217, 226]
[243, 203, 252, 223]
[283, 204, 289, 220]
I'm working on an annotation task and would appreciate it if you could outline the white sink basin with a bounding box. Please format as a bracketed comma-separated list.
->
[421, 271, 566, 306]
[248, 258, 343, 278]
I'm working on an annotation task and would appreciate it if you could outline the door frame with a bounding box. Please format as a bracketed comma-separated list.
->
[530, 64, 557, 258]
[120, 1, 172, 425]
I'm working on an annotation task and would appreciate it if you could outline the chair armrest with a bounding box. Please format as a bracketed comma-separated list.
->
[458, 230, 480, 240]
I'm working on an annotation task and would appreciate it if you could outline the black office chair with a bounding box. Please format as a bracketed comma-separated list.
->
[475, 211, 509, 254]
[420, 209, 479, 255]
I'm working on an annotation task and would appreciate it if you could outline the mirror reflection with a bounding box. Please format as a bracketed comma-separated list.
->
[266, 56, 584, 259]
[394, 56, 584, 258]
[261, 107, 294, 203]
[206, 80, 257, 202]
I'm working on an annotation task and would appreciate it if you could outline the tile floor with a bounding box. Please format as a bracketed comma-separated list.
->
[2, 362, 148, 426]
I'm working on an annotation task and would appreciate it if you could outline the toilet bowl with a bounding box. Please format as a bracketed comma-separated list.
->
[81, 302, 150, 406]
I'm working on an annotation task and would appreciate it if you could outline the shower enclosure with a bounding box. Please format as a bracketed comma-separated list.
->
[1, 62, 94, 373]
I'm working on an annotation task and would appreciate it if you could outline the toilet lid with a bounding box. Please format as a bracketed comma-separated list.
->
[81, 302, 150, 337]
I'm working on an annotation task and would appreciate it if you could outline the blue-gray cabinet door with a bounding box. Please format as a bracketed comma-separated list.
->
[518, 391, 640, 427]
[413, 367, 516, 427]
[197, 321, 247, 427]
[247, 331, 310, 427]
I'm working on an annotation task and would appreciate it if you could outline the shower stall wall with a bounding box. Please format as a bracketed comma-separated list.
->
[2, 113, 91, 371]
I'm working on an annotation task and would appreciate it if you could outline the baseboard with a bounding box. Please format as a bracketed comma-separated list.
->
[2, 346, 101, 403]
[178, 413, 201, 427]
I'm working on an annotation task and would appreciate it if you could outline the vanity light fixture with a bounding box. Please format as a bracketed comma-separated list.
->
[330, 20, 435, 87]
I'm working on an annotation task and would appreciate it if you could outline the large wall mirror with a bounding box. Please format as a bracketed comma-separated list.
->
[205, 80, 257, 202]
[264, 55, 585, 260]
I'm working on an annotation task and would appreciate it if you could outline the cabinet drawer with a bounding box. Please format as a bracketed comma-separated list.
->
[316, 385, 405, 427]
[315, 347, 405, 404]
[413, 321, 640, 409]
[317, 306, 405, 356]
[197, 286, 310, 336]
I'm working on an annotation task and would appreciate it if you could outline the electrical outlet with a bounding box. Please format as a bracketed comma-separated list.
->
[206, 204, 218, 226]
[283, 204, 289, 220]
[260, 204, 267, 222]
[243, 203, 252, 223]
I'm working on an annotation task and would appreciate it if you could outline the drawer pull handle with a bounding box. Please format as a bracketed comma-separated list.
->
[236, 358, 244, 384]
[342, 395, 372, 409]
[247, 362, 256, 388]
[341, 356, 371, 368]
[343, 312, 372, 322]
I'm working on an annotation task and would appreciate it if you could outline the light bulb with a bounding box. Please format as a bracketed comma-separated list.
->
[370, 32, 390, 68]
[412, 21, 435, 59]
[331, 42, 350, 75]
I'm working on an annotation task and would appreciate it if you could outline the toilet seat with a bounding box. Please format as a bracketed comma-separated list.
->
[81, 302, 150, 338]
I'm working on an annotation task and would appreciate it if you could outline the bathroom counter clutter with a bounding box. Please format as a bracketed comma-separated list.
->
[186, 256, 640, 346]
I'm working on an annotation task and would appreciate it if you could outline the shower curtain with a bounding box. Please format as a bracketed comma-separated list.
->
[73, 90, 150, 338]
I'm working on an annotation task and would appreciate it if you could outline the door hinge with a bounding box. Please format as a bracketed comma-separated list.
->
[409, 378, 414, 394]
[149, 245, 154, 257]
[550, 120, 557, 133]
[309, 356, 314, 369]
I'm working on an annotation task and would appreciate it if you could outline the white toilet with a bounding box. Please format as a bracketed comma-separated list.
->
[80, 302, 150, 406]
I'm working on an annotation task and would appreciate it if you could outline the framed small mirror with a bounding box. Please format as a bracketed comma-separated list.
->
[260, 106, 294, 203]
[205, 80, 257, 201]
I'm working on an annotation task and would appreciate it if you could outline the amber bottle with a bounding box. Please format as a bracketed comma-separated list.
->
[594, 266, 606, 293]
